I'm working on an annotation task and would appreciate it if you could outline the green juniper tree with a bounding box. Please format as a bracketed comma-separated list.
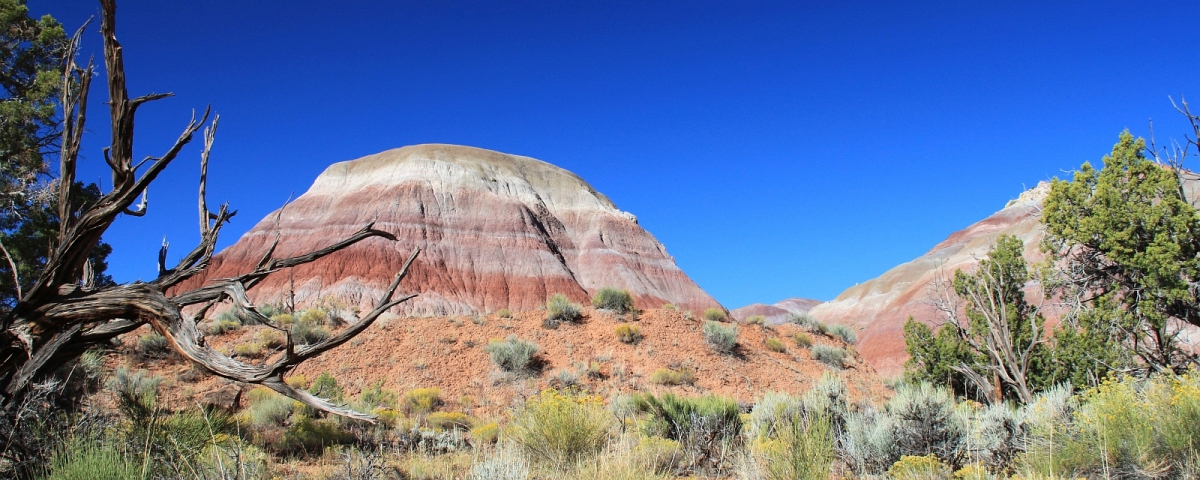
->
[905, 235, 1057, 404]
[0, 0, 114, 313]
[1042, 130, 1200, 374]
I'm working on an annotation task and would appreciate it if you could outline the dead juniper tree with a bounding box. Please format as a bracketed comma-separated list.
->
[0, 0, 418, 424]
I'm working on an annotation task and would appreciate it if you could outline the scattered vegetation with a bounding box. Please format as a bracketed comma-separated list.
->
[793, 332, 813, 348]
[702, 320, 738, 354]
[207, 311, 242, 335]
[485, 335, 540, 373]
[404, 387, 443, 414]
[135, 331, 168, 357]
[811, 344, 847, 368]
[703, 308, 727, 323]
[746, 315, 765, 326]
[826, 323, 856, 344]
[614, 323, 641, 344]
[593, 287, 635, 314]
[545, 293, 583, 328]
[496, 308, 512, 319]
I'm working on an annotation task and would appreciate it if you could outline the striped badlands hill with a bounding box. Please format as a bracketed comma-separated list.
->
[189, 144, 723, 316]
[809, 183, 1052, 377]
[810, 175, 1200, 377]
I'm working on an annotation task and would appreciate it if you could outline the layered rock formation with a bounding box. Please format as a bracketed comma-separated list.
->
[809, 183, 1051, 377]
[731, 298, 822, 325]
[193, 144, 723, 316]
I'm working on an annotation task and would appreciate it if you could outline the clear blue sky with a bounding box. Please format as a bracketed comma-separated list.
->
[32, 0, 1200, 308]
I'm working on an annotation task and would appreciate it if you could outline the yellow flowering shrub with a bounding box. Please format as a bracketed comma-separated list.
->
[507, 389, 611, 467]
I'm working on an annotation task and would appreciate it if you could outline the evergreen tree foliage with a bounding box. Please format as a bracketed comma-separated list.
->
[0, 2, 112, 312]
[1042, 130, 1200, 373]
[1, 0, 65, 215]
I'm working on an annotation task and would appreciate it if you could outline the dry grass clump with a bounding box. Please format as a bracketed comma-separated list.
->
[703, 308, 727, 322]
[765, 337, 786, 352]
[793, 332, 813, 348]
[649, 366, 696, 386]
[614, 323, 641, 344]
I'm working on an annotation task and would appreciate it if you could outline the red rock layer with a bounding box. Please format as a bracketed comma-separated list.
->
[190, 144, 723, 316]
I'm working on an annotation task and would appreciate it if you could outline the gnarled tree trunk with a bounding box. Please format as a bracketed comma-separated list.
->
[0, 0, 418, 422]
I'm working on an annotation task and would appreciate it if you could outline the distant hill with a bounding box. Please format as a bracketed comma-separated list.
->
[186, 144, 723, 316]
[731, 298, 822, 325]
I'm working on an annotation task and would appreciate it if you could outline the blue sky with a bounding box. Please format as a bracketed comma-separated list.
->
[32, 1, 1200, 307]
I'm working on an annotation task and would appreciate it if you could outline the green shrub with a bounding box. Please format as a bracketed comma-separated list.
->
[298, 307, 329, 325]
[814, 321, 829, 335]
[703, 308, 727, 322]
[46, 438, 138, 480]
[614, 323, 641, 344]
[508, 389, 612, 467]
[702, 320, 738, 354]
[246, 387, 295, 428]
[290, 315, 330, 345]
[765, 337, 786, 352]
[357, 381, 398, 411]
[485, 335, 540, 373]
[662, 303, 678, 311]
[593, 287, 635, 313]
[827, 323, 857, 344]
[649, 366, 696, 386]
[630, 392, 742, 468]
[810, 344, 846, 368]
[405, 387, 443, 414]
[746, 315, 765, 326]
[427, 411, 473, 431]
[278, 415, 348, 453]
[136, 331, 168, 356]
[751, 410, 834, 480]
[496, 308, 513, 319]
[233, 342, 264, 358]
[207, 312, 242, 335]
[308, 371, 343, 402]
[545, 293, 583, 327]
[888, 382, 963, 462]
[842, 407, 898, 475]
[471, 422, 500, 445]
[888, 455, 951, 480]
[1018, 372, 1200, 479]
[257, 328, 285, 349]
[793, 332, 813, 348]
[786, 312, 817, 328]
